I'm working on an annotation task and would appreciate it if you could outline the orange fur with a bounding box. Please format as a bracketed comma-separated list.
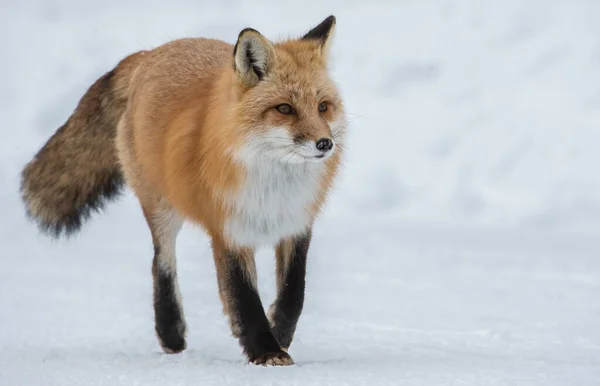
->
[117, 27, 346, 247]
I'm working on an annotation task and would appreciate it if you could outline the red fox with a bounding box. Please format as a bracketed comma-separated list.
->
[19, 16, 346, 366]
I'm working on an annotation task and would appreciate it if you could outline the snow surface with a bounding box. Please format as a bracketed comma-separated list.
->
[2, 0, 600, 385]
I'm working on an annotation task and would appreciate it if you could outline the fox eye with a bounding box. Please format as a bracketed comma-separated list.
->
[318, 101, 328, 112]
[275, 103, 295, 115]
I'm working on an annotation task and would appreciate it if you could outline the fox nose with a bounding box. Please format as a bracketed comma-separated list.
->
[316, 138, 333, 152]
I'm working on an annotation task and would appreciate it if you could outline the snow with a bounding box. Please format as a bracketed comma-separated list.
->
[2, 0, 600, 385]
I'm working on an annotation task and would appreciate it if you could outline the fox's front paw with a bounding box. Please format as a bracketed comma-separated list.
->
[250, 350, 294, 366]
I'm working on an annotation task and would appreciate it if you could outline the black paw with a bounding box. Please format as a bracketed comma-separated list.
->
[156, 324, 186, 354]
[250, 350, 295, 366]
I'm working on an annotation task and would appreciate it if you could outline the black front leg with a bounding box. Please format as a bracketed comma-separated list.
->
[212, 240, 294, 366]
[268, 230, 311, 350]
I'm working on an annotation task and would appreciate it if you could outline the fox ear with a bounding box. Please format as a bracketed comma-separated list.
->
[233, 28, 275, 87]
[302, 15, 336, 57]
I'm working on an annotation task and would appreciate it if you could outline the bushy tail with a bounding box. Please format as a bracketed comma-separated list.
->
[20, 51, 145, 238]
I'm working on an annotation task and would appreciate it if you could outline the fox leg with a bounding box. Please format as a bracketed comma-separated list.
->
[211, 238, 293, 366]
[268, 230, 311, 351]
[142, 203, 186, 353]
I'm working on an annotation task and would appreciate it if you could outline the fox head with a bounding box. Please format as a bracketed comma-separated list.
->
[230, 16, 346, 164]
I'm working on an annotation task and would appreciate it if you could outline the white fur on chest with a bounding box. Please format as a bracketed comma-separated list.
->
[225, 159, 324, 247]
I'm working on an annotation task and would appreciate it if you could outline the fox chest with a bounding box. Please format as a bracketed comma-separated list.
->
[224, 162, 324, 247]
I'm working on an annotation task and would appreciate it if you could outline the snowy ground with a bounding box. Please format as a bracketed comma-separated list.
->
[2, 0, 600, 385]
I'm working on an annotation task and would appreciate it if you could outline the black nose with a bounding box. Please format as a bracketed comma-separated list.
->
[316, 138, 333, 152]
